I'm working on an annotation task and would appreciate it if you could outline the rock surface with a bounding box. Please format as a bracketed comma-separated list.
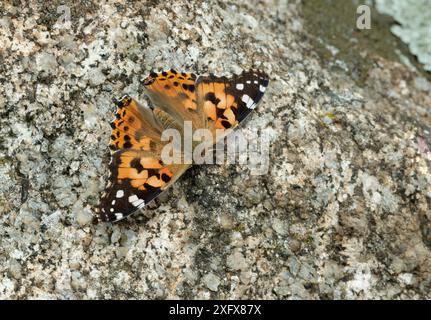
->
[0, 0, 431, 299]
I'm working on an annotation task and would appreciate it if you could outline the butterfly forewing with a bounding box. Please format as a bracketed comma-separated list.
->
[196, 70, 269, 138]
[97, 148, 189, 222]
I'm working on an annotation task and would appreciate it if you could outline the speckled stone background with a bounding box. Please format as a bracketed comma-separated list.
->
[1, 0, 431, 299]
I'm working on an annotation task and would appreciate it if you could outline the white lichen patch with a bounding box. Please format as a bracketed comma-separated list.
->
[376, 0, 431, 71]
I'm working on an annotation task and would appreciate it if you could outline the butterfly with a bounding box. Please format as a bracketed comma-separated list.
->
[94, 69, 269, 222]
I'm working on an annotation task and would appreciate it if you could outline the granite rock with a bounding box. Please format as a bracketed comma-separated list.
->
[0, 0, 430, 299]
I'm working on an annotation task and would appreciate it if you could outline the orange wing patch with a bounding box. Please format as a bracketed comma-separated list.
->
[115, 150, 173, 191]
[109, 96, 163, 154]
[142, 69, 205, 129]
[196, 77, 239, 134]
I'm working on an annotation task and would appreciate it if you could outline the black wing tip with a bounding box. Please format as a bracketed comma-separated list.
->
[243, 68, 269, 79]
[96, 175, 160, 223]
[95, 200, 129, 223]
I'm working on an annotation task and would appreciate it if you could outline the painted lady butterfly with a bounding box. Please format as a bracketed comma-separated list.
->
[95, 69, 269, 222]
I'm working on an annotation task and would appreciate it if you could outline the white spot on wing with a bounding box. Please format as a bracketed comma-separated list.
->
[128, 194, 145, 208]
[115, 213, 124, 220]
[259, 85, 266, 93]
[116, 190, 124, 198]
[133, 199, 145, 208]
[236, 83, 244, 90]
[128, 195, 139, 203]
[242, 94, 250, 104]
[242, 94, 255, 109]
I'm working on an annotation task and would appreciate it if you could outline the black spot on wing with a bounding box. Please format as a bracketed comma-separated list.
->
[161, 173, 171, 183]
[221, 120, 232, 128]
[130, 158, 144, 173]
[123, 141, 133, 149]
[216, 106, 225, 118]
[204, 92, 221, 106]
[146, 168, 159, 177]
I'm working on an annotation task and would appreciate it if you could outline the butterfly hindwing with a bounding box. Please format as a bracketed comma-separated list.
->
[109, 95, 164, 154]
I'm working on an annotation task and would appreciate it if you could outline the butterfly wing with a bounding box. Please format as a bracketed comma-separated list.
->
[108, 95, 164, 154]
[96, 95, 190, 222]
[96, 70, 269, 222]
[142, 69, 206, 130]
[97, 149, 189, 222]
[196, 70, 269, 138]
[142, 69, 269, 136]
